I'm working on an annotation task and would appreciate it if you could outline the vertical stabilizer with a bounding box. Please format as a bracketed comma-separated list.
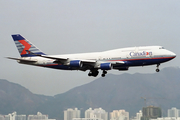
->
[12, 34, 45, 57]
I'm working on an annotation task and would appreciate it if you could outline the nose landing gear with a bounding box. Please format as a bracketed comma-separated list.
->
[156, 64, 160, 72]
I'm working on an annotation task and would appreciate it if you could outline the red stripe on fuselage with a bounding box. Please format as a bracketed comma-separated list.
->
[18, 40, 31, 55]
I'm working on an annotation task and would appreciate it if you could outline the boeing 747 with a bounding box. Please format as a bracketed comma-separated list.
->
[7, 34, 176, 77]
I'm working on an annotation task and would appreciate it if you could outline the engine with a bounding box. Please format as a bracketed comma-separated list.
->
[69, 60, 82, 67]
[100, 63, 112, 70]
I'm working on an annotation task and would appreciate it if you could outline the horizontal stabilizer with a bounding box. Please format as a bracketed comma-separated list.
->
[6, 57, 37, 62]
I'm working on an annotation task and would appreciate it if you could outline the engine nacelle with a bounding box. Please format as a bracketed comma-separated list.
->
[69, 60, 82, 67]
[100, 63, 112, 70]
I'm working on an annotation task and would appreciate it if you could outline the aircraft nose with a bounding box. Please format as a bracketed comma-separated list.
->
[170, 51, 176, 58]
[172, 53, 176, 58]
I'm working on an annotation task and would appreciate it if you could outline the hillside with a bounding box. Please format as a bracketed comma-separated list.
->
[38, 67, 180, 119]
[0, 79, 52, 114]
[1, 67, 180, 120]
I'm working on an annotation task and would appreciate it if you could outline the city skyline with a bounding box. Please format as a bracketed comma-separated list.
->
[1, 107, 180, 120]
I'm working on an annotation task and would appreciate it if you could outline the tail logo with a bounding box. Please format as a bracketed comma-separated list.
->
[18, 40, 31, 55]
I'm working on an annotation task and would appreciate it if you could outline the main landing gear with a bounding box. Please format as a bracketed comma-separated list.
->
[156, 64, 160, 72]
[101, 70, 107, 77]
[88, 70, 99, 77]
[88, 70, 108, 77]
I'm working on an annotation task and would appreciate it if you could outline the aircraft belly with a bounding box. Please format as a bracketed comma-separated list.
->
[124, 57, 175, 67]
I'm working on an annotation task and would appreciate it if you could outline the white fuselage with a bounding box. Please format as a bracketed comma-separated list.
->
[10, 34, 176, 77]
[19, 46, 176, 70]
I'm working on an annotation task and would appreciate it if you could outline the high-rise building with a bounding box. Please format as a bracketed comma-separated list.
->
[64, 108, 80, 120]
[73, 118, 103, 120]
[15, 115, 26, 120]
[3, 112, 26, 120]
[0, 115, 5, 120]
[136, 111, 142, 120]
[4, 115, 10, 120]
[110, 110, 129, 120]
[141, 106, 161, 120]
[151, 117, 180, 120]
[131, 111, 142, 120]
[1, 112, 54, 120]
[28, 112, 48, 120]
[168, 108, 180, 117]
[85, 108, 108, 120]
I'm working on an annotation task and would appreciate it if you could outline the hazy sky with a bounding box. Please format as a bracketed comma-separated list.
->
[0, 0, 179, 96]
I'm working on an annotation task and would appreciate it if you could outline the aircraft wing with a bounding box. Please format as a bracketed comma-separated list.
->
[38, 55, 125, 65]
[36, 55, 125, 71]
[38, 55, 96, 64]
[38, 55, 125, 64]
[36, 55, 96, 71]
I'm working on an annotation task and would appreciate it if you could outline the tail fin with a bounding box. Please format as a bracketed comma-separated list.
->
[12, 34, 46, 57]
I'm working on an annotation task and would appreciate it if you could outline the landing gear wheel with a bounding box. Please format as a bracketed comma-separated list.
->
[88, 73, 92, 76]
[156, 64, 160, 72]
[88, 70, 99, 77]
[156, 69, 160, 72]
[101, 74, 105, 77]
[101, 70, 107, 77]
[94, 71, 99, 77]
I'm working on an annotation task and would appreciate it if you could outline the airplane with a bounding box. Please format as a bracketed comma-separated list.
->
[7, 34, 176, 77]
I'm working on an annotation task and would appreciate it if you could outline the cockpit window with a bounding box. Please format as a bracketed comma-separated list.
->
[159, 47, 165, 49]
